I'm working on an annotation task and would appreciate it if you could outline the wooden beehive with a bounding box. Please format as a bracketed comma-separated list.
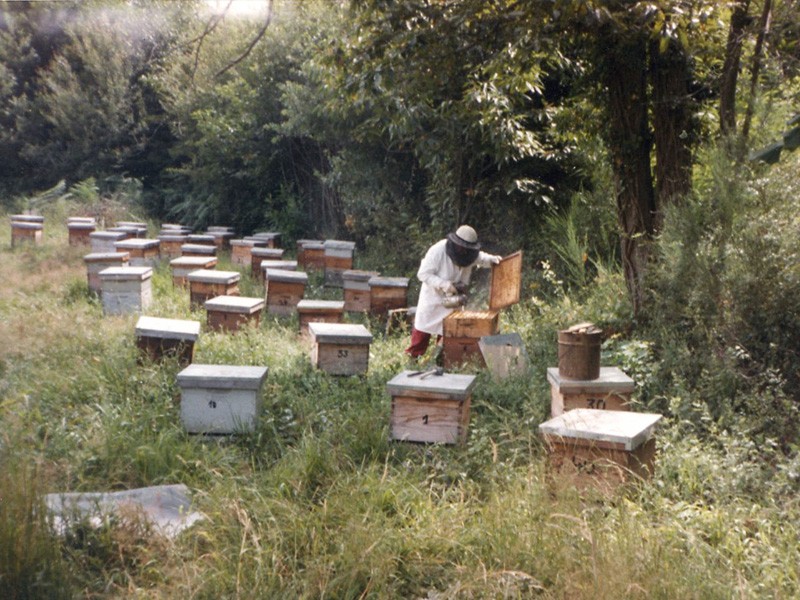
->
[10, 221, 43, 246]
[98, 266, 153, 315]
[296, 299, 345, 335]
[264, 269, 308, 316]
[323, 240, 356, 287]
[187, 234, 216, 246]
[114, 238, 161, 267]
[298, 240, 326, 271]
[160, 223, 192, 234]
[342, 269, 379, 312]
[230, 238, 267, 267]
[251, 249, 287, 278]
[547, 367, 635, 417]
[205, 229, 234, 251]
[158, 234, 188, 259]
[90, 231, 128, 253]
[135, 316, 200, 366]
[187, 269, 240, 307]
[442, 251, 522, 368]
[368, 276, 409, 317]
[84, 252, 130, 295]
[109, 225, 147, 239]
[539, 409, 662, 490]
[308, 322, 373, 376]
[10, 214, 44, 224]
[170, 256, 218, 287]
[249, 231, 281, 248]
[67, 219, 96, 246]
[177, 364, 268, 434]
[386, 370, 477, 445]
[205, 295, 265, 332]
[180, 243, 217, 258]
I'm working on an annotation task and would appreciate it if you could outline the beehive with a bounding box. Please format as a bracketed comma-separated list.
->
[180, 243, 217, 258]
[386, 370, 477, 445]
[298, 240, 326, 271]
[323, 240, 356, 287]
[116, 221, 148, 229]
[134, 316, 200, 366]
[160, 223, 192, 234]
[342, 270, 380, 312]
[108, 225, 147, 239]
[114, 238, 161, 267]
[539, 409, 662, 490]
[368, 276, 409, 317]
[296, 299, 345, 335]
[230, 238, 267, 267]
[250, 231, 281, 248]
[177, 364, 268, 434]
[67, 218, 96, 246]
[251, 249, 287, 278]
[90, 231, 128, 253]
[98, 266, 153, 315]
[158, 234, 188, 259]
[205, 295, 265, 332]
[187, 269, 240, 307]
[187, 234, 216, 246]
[204, 229, 234, 250]
[84, 252, 130, 295]
[170, 256, 218, 287]
[547, 367, 635, 417]
[442, 251, 522, 368]
[10, 221, 43, 246]
[308, 322, 373, 376]
[264, 269, 307, 316]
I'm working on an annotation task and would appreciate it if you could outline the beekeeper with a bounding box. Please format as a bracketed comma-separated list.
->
[405, 225, 501, 358]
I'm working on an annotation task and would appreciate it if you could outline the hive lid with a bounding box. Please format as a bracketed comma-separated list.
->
[84, 252, 130, 263]
[308, 322, 372, 344]
[538, 409, 662, 451]
[170, 256, 218, 267]
[343, 269, 380, 282]
[260, 259, 297, 270]
[323, 240, 356, 251]
[252, 248, 286, 258]
[300, 240, 325, 250]
[67, 222, 96, 230]
[114, 238, 160, 249]
[116, 221, 147, 228]
[180, 244, 216, 254]
[98, 266, 153, 281]
[546, 367, 634, 392]
[11, 222, 43, 230]
[159, 234, 188, 242]
[204, 295, 265, 313]
[186, 269, 239, 284]
[91, 231, 128, 240]
[265, 268, 308, 283]
[386, 370, 477, 398]
[10, 214, 44, 223]
[177, 364, 268, 389]
[296, 299, 345, 312]
[369, 276, 409, 288]
[135, 316, 200, 340]
[187, 234, 215, 243]
[489, 251, 523, 311]
[206, 226, 234, 233]
[231, 238, 265, 247]
[250, 231, 281, 240]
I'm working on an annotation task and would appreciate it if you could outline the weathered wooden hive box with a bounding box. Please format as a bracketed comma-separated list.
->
[114, 238, 161, 267]
[547, 367, 635, 417]
[205, 228, 234, 250]
[368, 276, 409, 317]
[264, 269, 308, 316]
[160, 223, 192, 234]
[230, 238, 267, 267]
[539, 409, 662, 489]
[308, 322, 373, 376]
[10, 220, 44, 246]
[90, 231, 128, 253]
[442, 251, 522, 368]
[251, 249, 287, 278]
[84, 252, 130, 295]
[170, 256, 218, 287]
[386, 370, 477, 445]
[135, 315, 200, 366]
[342, 270, 379, 312]
[298, 240, 326, 271]
[98, 266, 153, 315]
[187, 269, 240, 307]
[205, 295, 265, 332]
[109, 225, 147, 239]
[186, 234, 216, 246]
[177, 364, 269, 434]
[296, 299, 345, 335]
[158, 234, 188, 259]
[180, 243, 217, 258]
[67, 218, 96, 246]
[250, 231, 281, 248]
[323, 240, 356, 287]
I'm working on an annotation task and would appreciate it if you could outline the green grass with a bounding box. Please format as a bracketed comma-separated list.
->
[2, 211, 800, 598]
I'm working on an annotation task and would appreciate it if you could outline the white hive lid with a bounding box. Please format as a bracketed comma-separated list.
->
[546, 367, 635, 393]
[369, 276, 409, 287]
[84, 252, 130, 263]
[186, 269, 239, 284]
[386, 370, 477, 398]
[98, 266, 153, 281]
[323, 240, 355, 251]
[265, 269, 307, 283]
[170, 256, 217, 267]
[343, 269, 380, 282]
[538, 409, 662, 451]
[135, 316, 200, 341]
[296, 299, 345, 312]
[204, 295, 265, 313]
[252, 248, 286, 258]
[115, 238, 160, 249]
[308, 322, 372, 344]
[91, 231, 128, 240]
[177, 364, 268, 389]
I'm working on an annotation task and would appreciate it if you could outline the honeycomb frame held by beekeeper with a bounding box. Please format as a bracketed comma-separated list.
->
[405, 225, 501, 359]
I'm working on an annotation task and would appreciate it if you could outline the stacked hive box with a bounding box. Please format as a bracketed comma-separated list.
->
[205, 227, 234, 251]
[10, 215, 44, 246]
[250, 232, 281, 248]
[181, 243, 216, 258]
[230, 238, 267, 267]
[114, 238, 160, 267]
[187, 270, 240, 307]
[296, 300, 345, 335]
[205, 296, 265, 332]
[323, 240, 355, 287]
[187, 234, 215, 247]
[135, 316, 200, 366]
[251, 249, 287, 278]
[368, 276, 409, 317]
[84, 252, 130, 295]
[67, 217, 96, 246]
[98, 266, 153, 315]
[158, 233, 188, 259]
[297, 240, 326, 271]
[90, 231, 128, 253]
[170, 256, 218, 287]
[264, 269, 307, 316]
[547, 367, 635, 417]
[342, 270, 380, 312]
[308, 323, 373, 375]
[109, 225, 147, 239]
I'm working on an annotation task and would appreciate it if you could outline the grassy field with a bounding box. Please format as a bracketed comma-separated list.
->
[2, 209, 800, 599]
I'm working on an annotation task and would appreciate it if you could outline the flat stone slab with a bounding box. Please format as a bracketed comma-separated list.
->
[297, 300, 345, 312]
[177, 364, 268, 390]
[546, 367, 635, 393]
[386, 370, 477, 399]
[205, 295, 265, 314]
[265, 269, 308, 284]
[99, 266, 153, 281]
[369, 276, 409, 287]
[135, 316, 201, 341]
[538, 408, 662, 451]
[308, 322, 373, 345]
[186, 269, 239, 284]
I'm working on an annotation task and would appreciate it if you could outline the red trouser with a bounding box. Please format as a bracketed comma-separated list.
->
[405, 327, 441, 358]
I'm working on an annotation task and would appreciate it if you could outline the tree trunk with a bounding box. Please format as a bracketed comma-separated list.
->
[719, 0, 751, 135]
[741, 0, 773, 146]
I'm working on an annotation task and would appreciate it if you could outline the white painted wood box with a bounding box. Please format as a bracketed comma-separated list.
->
[84, 252, 130, 295]
[187, 269, 240, 307]
[323, 240, 356, 287]
[177, 364, 269, 434]
[90, 231, 128, 253]
[386, 370, 477, 445]
[251, 249, 287, 278]
[264, 269, 307, 316]
[308, 322, 373, 375]
[98, 266, 153, 315]
[170, 256, 218, 287]
[135, 315, 200, 366]
[296, 299, 345, 335]
[180, 243, 217, 258]
[205, 295, 265, 332]
[547, 367, 635, 417]
[114, 238, 161, 267]
[368, 276, 409, 317]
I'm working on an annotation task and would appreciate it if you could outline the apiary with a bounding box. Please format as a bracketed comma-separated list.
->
[187, 269, 240, 307]
[250, 231, 281, 248]
[134, 316, 200, 366]
[10, 221, 43, 246]
[264, 269, 308, 316]
[158, 234, 188, 259]
[323, 240, 356, 287]
[251, 249, 287, 278]
[67, 218, 96, 246]
[298, 240, 326, 271]
[187, 234, 216, 246]
[204, 229, 234, 250]
[98, 266, 153, 315]
[547, 367, 635, 417]
[386, 370, 477, 445]
[205, 295, 265, 332]
[342, 270, 380, 312]
[114, 238, 161, 267]
[90, 231, 128, 253]
[84, 252, 129, 295]
[170, 256, 218, 287]
[308, 322, 373, 376]
[442, 251, 522, 368]
[180, 243, 217, 258]
[368, 276, 409, 317]
[296, 299, 345, 335]
[177, 364, 268, 434]
[230, 238, 267, 267]
[539, 409, 662, 489]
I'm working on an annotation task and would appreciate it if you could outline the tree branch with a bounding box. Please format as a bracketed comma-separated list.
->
[215, 0, 274, 79]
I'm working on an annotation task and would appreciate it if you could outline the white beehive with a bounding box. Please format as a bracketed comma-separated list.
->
[547, 367, 635, 417]
[90, 231, 128, 253]
[84, 252, 130, 295]
[98, 266, 153, 315]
